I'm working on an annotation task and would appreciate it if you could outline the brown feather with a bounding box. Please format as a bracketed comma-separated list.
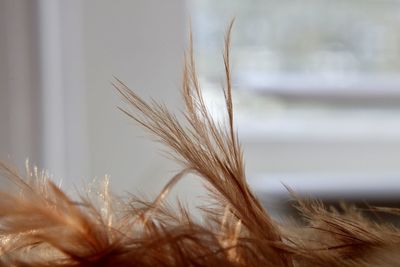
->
[0, 23, 400, 266]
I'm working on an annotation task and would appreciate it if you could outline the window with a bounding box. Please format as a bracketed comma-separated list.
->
[189, 0, 400, 202]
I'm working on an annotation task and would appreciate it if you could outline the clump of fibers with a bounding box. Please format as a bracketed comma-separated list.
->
[0, 23, 400, 266]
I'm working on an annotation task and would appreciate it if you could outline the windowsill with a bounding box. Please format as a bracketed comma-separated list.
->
[236, 73, 400, 100]
[201, 78, 400, 143]
[248, 172, 400, 202]
[236, 110, 400, 143]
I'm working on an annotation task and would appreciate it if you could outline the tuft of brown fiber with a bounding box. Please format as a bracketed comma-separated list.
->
[1, 23, 400, 266]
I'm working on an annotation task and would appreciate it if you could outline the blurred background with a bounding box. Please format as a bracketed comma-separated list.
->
[1, 0, 400, 215]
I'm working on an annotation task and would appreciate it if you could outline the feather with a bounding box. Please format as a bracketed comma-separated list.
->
[0, 23, 400, 266]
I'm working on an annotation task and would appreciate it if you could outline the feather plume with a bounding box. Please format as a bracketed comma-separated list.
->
[1, 23, 400, 266]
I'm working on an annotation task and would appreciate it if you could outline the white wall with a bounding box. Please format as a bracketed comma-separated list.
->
[0, 0, 192, 197]
[81, 0, 190, 195]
